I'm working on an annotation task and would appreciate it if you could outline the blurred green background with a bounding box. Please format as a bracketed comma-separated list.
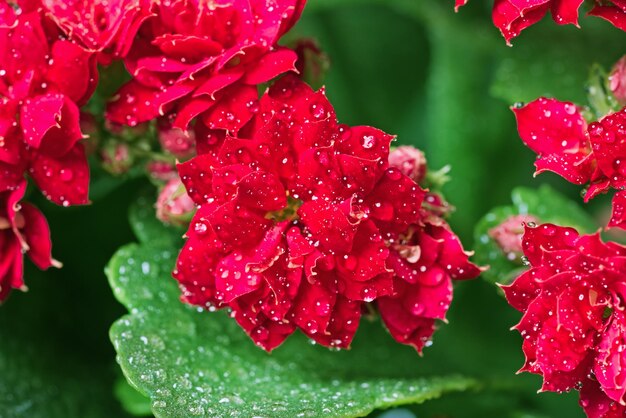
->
[3, 0, 626, 417]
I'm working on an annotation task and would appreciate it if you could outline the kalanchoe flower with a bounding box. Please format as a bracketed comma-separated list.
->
[174, 75, 481, 352]
[41, 0, 153, 63]
[156, 177, 195, 226]
[0, 1, 94, 205]
[589, 1, 626, 32]
[0, 181, 59, 302]
[106, 0, 306, 130]
[455, 0, 585, 43]
[609, 55, 626, 106]
[514, 97, 626, 230]
[455, 1, 626, 44]
[503, 222, 626, 417]
[388, 146, 427, 184]
[488, 214, 539, 260]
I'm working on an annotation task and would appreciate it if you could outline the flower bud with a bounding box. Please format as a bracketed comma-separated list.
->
[488, 214, 538, 261]
[158, 117, 195, 160]
[100, 141, 133, 175]
[609, 55, 626, 106]
[388, 146, 427, 183]
[293, 38, 330, 89]
[146, 160, 178, 183]
[156, 178, 195, 226]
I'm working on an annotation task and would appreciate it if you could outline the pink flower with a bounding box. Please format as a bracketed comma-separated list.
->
[106, 0, 306, 130]
[156, 177, 195, 226]
[173, 76, 480, 352]
[0, 181, 59, 302]
[503, 223, 626, 416]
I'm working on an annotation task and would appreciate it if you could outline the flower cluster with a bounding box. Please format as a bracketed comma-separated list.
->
[0, 1, 93, 206]
[173, 75, 482, 351]
[513, 97, 626, 230]
[503, 223, 626, 418]
[455, 0, 626, 44]
[105, 0, 305, 130]
[0, 0, 99, 300]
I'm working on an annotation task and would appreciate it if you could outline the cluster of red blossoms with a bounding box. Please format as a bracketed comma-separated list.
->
[455, 0, 626, 43]
[0, 0, 95, 300]
[514, 97, 626, 230]
[503, 223, 626, 418]
[507, 55, 626, 416]
[173, 75, 482, 351]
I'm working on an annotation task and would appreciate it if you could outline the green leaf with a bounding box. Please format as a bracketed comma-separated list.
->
[491, 17, 626, 105]
[115, 377, 152, 416]
[474, 185, 597, 285]
[128, 192, 185, 248]
[0, 331, 128, 418]
[108, 243, 477, 417]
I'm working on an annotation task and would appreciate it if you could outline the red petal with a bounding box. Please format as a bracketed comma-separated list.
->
[21, 203, 55, 270]
[46, 41, 98, 106]
[513, 98, 592, 185]
[243, 48, 298, 85]
[29, 143, 90, 206]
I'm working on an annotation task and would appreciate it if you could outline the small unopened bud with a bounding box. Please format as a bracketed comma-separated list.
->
[100, 141, 133, 175]
[158, 118, 195, 160]
[388, 146, 427, 183]
[146, 160, 178, 182]
[79, 112, 99, 154]
[293, 38, 330, 89]
[609, 56, 626, 106]
[488, 214, 539, 261]
[156, 178, 195, 226]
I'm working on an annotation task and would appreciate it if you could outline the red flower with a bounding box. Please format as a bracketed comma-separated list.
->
[174, 76, 480, 352]
[455, 1, 626, 44]
[41, 0, 153, 62]
[513, 98, 626, 229]
[0, 3, 94, 205]
[493, 0, 584, 44]
[590, 1, 626, 32]
[503, 222, 626, 416]
[106, 0, 305, 130]
[0, 181, 59, 302]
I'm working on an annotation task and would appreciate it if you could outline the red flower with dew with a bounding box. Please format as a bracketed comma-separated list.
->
[513, 98, 626, 230]
[41, 0, 153, 63]
[173, 76, 481, 352]
[0, 1, 93, 205]
[0, 181, 59, 302]
[503, 222, 626, 418]
[589, 1, 626, 33]
[106, 0, 305, 130]
[455, 1, 626, 44]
